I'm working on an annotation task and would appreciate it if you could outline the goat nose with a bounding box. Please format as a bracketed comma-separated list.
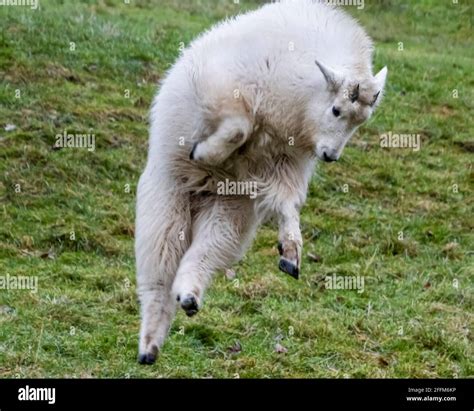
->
[322, 151, 337, 162]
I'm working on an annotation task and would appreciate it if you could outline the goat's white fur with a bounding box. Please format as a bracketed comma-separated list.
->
[136, 0, 387, 362]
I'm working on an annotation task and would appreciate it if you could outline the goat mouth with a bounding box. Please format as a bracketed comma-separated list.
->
[316, 152, 337, 162]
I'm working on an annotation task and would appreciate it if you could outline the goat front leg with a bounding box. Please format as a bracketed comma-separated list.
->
[190, 115, 252, 166]
[277, 203, 302, 279]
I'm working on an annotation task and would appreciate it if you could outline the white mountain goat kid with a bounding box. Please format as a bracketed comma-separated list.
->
[136, 0, 388, 364]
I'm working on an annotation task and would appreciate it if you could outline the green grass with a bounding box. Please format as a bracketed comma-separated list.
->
[0, 0, 472, 378]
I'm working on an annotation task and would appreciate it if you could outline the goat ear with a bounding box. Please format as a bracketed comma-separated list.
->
[371, 66, 388, 107]
[315, 60, 343, 90]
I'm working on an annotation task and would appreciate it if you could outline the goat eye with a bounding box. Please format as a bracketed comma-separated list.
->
[332, 106, 340, 117]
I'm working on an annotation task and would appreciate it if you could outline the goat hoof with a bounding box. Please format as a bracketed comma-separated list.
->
[138, 346, 158, 365]
[279, 257, 299, 279]
[189, 142, 198, 160]
[277, 242, 283, 256]
[181, 294, 199, 317]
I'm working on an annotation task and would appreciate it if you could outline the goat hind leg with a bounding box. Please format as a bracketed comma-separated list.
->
[136, 173, 190, 364]
[172, 196, 257, 315]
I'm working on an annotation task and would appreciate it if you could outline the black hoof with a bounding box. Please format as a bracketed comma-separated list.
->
[138, 347, 158, 365]
[189, 142, 198, 160]
[277, 242, 283, 256]
[181, 294, 199, 317]
[279, 258, 299, 279]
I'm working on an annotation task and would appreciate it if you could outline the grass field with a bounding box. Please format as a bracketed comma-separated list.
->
[0, 0, 472, 378]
